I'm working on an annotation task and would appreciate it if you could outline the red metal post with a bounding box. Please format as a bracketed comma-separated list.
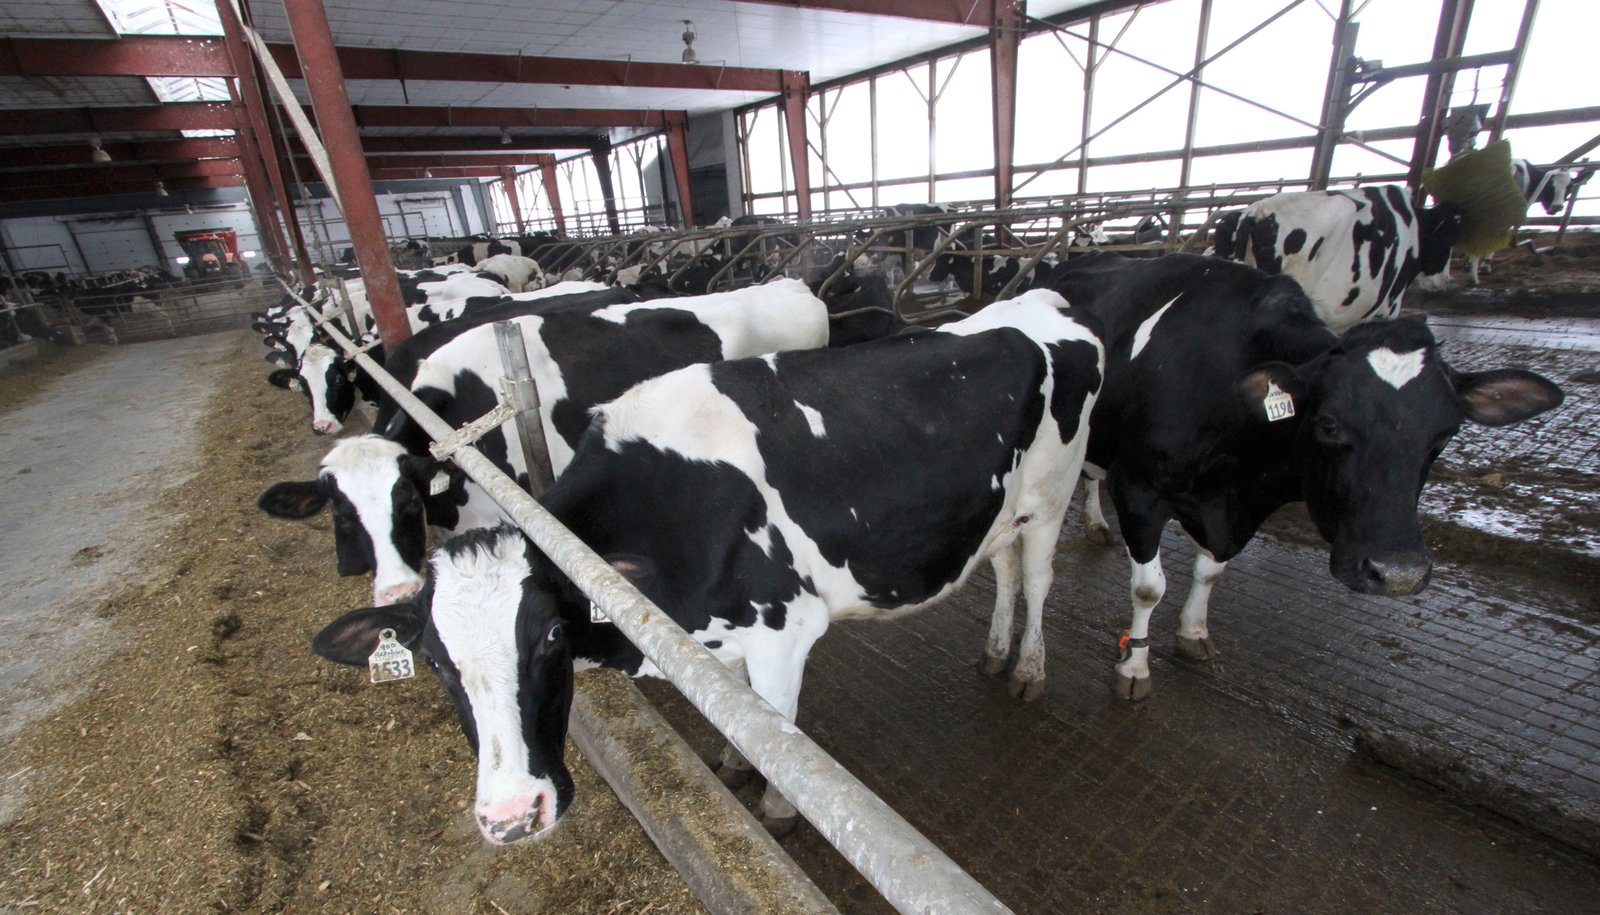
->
[281, 0, 411, 344]
[499, 167, 527, 235]
[781, 70, 813, 221]
[664, 111, 696, 228]
[539, 157, 567, 236]
[229, 103, 290, 275]
[989, 0, 1024, 210]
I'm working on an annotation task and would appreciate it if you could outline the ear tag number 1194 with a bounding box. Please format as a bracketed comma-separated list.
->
[368, 628, 416, 684]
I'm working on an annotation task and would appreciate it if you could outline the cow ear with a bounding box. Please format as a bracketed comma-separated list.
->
[312, 605, 425, 667]
[400, 452, 442, 484]
[1238, 363, 1306, 423]
[1454, 368, 1564, 427]
[258, 479, 328, 519]
[267, 368, 300, 390]
[605, 554, 658, 588]
[264, 350, 292, 366]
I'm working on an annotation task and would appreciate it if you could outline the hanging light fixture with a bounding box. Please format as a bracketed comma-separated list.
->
[155, 180, 169, 197]
[424, 168, 433, 179]
[681, 20, 698, 64]
[500, 127, 513, 145]
[90, 136, 112, 163]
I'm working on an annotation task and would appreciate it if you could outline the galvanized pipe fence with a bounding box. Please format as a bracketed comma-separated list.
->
[280, 281, 1015, 915]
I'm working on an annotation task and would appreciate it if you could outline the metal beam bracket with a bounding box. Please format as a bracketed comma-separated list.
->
[428, 401, 517, 462]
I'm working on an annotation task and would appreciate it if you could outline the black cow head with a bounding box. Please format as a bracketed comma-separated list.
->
[310, 525, 585, 844]
[1238, 318, 1562, 595]
[1417, 203, 1465, 276]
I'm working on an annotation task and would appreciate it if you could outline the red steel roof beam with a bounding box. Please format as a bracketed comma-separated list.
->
[0, 36, 231, 77]
[0, 103, 238, 135]
[0, 175, 242, 202]
[732, 0, 996, 27]
[362, 154, 559, 169]
[498, 167, 528, 234]
[539, 158, 567, 237]
[0, 137, 240, 169]
[370, 167, 508, 180]
[0, 159, 240, 189]
[264, 42, 786, 93]
[346, 105, 681, 130]
[664, 111, 695, 228]
[781, 70, 812, 221]
[289, 136, 597, 156]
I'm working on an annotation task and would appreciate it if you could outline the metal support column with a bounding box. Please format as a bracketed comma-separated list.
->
[216, 0, 303, 281]
[281, 0, 411, 344]
[228, 94, 290, 274]
[539, 157, 567, 236]
[1487, 0, 1540, 143]
[589, 138, 622, 235]
[1408, 0, 1475, 190]
[989, 0, 1024, 210]
[781, 70, 813, 221]
[1078, 16, 1098, 195]
[499, 167, 527, 235]
[1310, 2, 1357, 190]
[1174, 0, 1212, 212]
[664, 111, 697, 228]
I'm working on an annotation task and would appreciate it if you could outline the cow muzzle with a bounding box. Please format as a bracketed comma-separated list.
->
[374, 580, 424, 606]
[475, 793, 555, 845]
[1354, 551, 1433, 596]
[311, 419, 342, 435]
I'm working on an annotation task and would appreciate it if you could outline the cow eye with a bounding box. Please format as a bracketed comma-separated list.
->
[546, 623, 562, 643]
[1314, 414, 1346, 446]
[423, 653, 440, 671]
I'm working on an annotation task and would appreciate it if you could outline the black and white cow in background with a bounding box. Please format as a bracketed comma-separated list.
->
[1451, 159, 1594, 285]
[268, 282, 619, 437]
[259, 280, 831, 605]
[307, 288, 1104, 842]
[1215, 185, 1464, 331]
[472, 254, 546, 294]
[453, 235, 514, 267]
[1039, 251, 1562, 700]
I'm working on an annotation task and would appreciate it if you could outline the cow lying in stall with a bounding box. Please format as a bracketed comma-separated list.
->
[1040, 252, 1563, 700]
[258, 280, 832, 606]
[306, 289, 1104, 843]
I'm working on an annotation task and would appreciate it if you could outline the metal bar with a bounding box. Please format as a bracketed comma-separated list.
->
[0, 103, 236, 135]
[0, 176, 243, 203]
[589, 139, 623, 235]
[346, 105, 679, 130]
[499, 167, 527, 235]
[492, 320, 554, 496]
[0, 138, 239, 169]
[1406, 0, 1475, 191]
[665, 112, 697, 229]
[1353, 49, 1511, 84]
[280, 0, 410, 346]
[236, 1, 341, 204]
[1077, 15, 1097, 195]
[1176, 0, 1212, 193]
[1310, 4, 1357, 190]
[990, 0, 1023, 210]
[539, 158, 568, 236]
[0, 160, 241, 189]
[263, 42, 786, 93]
[733, 0, 996, 26]
[1486, 0, 1540, 143]
[291, 288, 1014, 915]
[0, 36, 232, 78]
[782, 71, 814, 221]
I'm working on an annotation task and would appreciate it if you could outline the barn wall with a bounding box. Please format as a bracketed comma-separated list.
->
[0, 199, 265, 279]
[288, 180, 490, 262]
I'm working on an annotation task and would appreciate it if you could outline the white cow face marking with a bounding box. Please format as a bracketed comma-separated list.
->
[1366, 347, 1426, 390]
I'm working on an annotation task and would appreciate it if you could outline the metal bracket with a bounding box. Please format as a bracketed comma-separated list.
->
[428, 401, 516, 461]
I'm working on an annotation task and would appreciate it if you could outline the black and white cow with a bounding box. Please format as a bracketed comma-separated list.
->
[1040, 252, 1563, 700]
[473, 254, 545, 293]
[269, 282, 622, 436]
[259, 280, 832, 605]
[1219, 185, 1464, 331]
[1513, 158, 1589, 216]
[454, 235, 514, 267]
[307, 288, 1104, 842]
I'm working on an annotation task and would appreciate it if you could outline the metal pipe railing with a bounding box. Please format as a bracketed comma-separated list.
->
[282, 281, 1013, 915]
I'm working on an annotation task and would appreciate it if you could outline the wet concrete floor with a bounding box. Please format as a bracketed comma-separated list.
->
[646, 311, 1600, 913]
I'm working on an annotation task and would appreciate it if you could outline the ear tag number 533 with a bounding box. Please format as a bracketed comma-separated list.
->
[368, 628, 416, 684]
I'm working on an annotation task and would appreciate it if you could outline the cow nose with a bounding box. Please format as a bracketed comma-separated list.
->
[476, 796, 545, 845]
[1361, 553, 1432, 596]
[312, 419, 340, 435]
[374, 581, 423, 606]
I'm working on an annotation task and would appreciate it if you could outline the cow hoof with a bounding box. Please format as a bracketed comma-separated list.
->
[1176, 635, 1216, 661]
[979, 654, 1009, 678]
[1085, 523, 1115, 546]
[1007, 675, 1045, 702]
[1114, 671, 1152, 701]
[759, 813, 800, 838]
[712, 762, 755, 790]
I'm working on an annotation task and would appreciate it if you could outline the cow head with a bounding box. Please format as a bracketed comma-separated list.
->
[265, 343, 356, 434]
[1239, 318, 1562, 595]
[1417, 203, 1465, 275]
[258, 435, 448, 604]
[310, 525, 585, 844]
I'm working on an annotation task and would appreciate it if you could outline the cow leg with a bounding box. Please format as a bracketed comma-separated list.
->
[1081, 471, 1114, 545]
[980, 540, 1020, 678]
[711, 661, 757, 789]
[1007, 512, 1066, 702]
[1114, 552, 1165, 701]
[742, 604, 828, 836]
[1175, 547, 1226, 661]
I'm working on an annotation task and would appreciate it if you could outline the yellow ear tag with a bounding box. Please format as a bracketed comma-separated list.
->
[368, 628, 416, 684]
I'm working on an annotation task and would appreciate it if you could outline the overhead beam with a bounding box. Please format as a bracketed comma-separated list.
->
[0, 137, 240, 170]
[0, 103, 238, 136]
[0, 159, 241, 190]
[370, 167, 507, 180]
[344, 105, 684, 130]
[0, 175, 241, 202]
[290, 136, 599, 155]
[364, 154, 554, 170]
[263, 42, 787, 93]
[732, 0, 996, 26]
[0, 36, 231, 78]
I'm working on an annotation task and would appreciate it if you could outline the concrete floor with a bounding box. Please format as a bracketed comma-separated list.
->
[0, 334, 237, 822]
[647, 311, 1600, 914]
